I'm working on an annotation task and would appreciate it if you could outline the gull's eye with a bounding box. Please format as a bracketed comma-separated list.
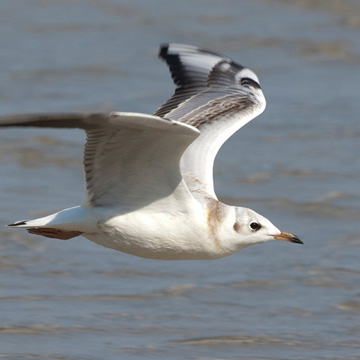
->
[250, 222, 261, 231]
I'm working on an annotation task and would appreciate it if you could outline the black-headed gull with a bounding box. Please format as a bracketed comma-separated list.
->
[1, 44, 302, 260]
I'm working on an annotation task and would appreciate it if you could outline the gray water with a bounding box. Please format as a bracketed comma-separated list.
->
[0, 1, 359, 359]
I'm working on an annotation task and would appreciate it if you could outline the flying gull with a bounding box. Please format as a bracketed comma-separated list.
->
[0, 43, 302, 260]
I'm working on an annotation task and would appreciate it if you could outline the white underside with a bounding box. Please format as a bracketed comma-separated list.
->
[17, 203, 235, 260]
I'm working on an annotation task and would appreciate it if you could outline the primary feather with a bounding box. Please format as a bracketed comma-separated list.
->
[155, 44, 266, 199]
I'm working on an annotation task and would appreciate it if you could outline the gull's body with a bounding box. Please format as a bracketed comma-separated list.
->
[1, 44, 302, 260]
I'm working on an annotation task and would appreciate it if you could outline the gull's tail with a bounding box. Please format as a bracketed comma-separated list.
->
[7, 206, 94, 240]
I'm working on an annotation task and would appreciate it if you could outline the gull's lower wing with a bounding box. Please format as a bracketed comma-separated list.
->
[0, 112, 200, 209]
[155, 44, 266, 199]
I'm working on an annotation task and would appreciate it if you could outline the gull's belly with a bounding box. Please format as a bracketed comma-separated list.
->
[83, 210, 223, 260]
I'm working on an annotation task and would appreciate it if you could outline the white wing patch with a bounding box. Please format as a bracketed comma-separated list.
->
[235, 68, 260, 84]
[82, 113, 200, 209]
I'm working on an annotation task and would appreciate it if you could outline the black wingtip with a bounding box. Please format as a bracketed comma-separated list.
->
[159, 43, 169, 58]
[7, 220, 27, 227]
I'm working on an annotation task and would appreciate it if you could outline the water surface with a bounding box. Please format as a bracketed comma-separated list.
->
[0, 1, 359, 359]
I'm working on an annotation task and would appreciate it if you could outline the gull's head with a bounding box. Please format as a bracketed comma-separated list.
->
[223, 207, 303, 253]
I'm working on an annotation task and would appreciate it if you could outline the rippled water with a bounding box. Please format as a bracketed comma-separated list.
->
[0, 1, 359, 359]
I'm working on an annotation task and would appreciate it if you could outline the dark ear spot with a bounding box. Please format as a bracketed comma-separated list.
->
[233, 223, 241, 232]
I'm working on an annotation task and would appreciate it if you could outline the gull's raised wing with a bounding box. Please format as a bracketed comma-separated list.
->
[155, 44, 266, 199]
[0, 112, 200, 209]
